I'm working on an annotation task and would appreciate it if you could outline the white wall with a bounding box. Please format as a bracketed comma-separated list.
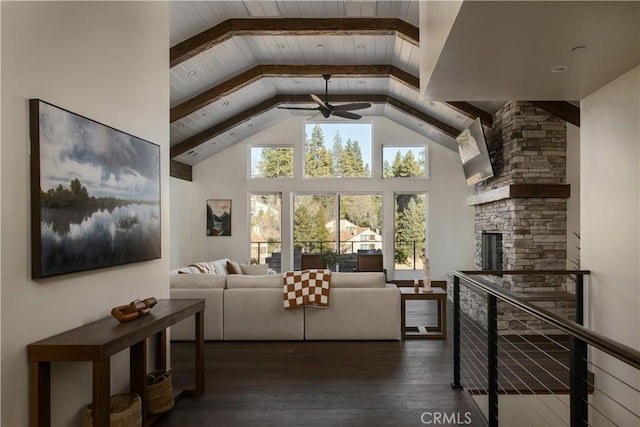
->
[183, 116, 475, 280]
[566, 123, 580, 291]
[170, 177, 193, 269]
[1, 2, 169, 426]
[581, 66, 640, 425]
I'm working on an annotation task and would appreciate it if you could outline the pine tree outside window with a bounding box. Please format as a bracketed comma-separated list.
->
[394, 192, 427, 270]
[250, 146, 294, 178]
[304, 123, 372, 178]
[382, 146, 428, 179]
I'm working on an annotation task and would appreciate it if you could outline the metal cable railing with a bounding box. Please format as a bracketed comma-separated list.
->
[452, 270, 640, 427]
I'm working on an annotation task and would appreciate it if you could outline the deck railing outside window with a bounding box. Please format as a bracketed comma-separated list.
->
[250, 240, 425, 272]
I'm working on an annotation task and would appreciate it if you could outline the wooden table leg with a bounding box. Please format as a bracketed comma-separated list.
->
[442, 297, 447, 339]
[437, 298, 442, 331]
[156, 330, 167, 371]
[92, 359, 110, 427]
[30, 361, 50, 427]
[400, 297, 406, 339]
[195, 310, 205, 395]
[130, 340, 147, 421]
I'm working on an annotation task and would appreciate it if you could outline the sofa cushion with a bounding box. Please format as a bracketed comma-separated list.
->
[211, 258, 230, 275]
[331, 272, 386, 288]
[226, 274, 282, 289]
[239, 263, 269, 275]
[170, 273, 226, 289]
[227, 260, 242, 274]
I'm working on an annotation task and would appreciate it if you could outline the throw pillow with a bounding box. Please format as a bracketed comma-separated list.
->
[211, 258, 230, 275]
[227, 260, 242, 275]
[239, 263, 268, 275]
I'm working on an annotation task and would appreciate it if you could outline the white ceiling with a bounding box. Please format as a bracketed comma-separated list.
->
[423, 1, 640, 100]
[169, 1, 640, 166]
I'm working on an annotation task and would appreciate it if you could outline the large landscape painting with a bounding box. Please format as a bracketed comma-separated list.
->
[30, 99, 161, 278]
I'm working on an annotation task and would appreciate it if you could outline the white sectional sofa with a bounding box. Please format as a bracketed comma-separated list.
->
[169, 260, 401, 341]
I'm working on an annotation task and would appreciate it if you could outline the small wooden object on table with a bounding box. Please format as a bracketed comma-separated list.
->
[28, 299, 205, 427]
[400, 287, 447, 339]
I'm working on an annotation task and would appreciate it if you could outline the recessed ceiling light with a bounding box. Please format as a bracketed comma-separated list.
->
[175, 123, 185, 129]
[276, 43, 286, 49]
[357, 44, 366, 49]
[247, 123, 253, 127]
[317, 44, 324, 49]
[187, 70, 196, 76]
[229, 132, 235, 136]
[222, 102, 230, 106]
[358, 80, 365, 84]
[200, 111, 208, 117]
[293, 80, 302, 84]
[417, 123, 423, 127]
[428, 101, 436, 107]
[550, 65, 569, 73]
[571, 45, 586, 53]
[456, 115, 463, 120]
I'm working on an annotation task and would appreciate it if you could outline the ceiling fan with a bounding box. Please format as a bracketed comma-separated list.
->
[278, 74, 371, 120]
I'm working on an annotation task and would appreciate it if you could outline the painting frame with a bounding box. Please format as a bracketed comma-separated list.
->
[29, 99, 161, 279]
[206, 199, 231, 236]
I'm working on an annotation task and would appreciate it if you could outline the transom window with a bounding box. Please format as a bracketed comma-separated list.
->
[382, 146, 428, 178]
[304, 123, 372, 178]
[250, 146, 293, 178]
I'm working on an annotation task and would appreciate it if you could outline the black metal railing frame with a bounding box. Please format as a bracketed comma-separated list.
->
[452, 270, 640, 427]
[250, 239, 425, 269]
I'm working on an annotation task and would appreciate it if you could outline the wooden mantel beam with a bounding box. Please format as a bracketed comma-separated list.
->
[170, 64, 419, 123]
[170, 94, 460, 159]
[170, 18, 419, 67]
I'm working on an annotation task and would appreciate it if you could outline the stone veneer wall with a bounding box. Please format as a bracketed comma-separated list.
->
[454, 101, 574, 334]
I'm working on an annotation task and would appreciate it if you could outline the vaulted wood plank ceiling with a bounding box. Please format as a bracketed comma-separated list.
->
[169, 1, 585, 168]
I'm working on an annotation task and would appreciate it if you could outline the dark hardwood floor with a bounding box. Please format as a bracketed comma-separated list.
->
[155, 299, 484, 427]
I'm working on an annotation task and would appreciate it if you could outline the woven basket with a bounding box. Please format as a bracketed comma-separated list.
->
[146, 370, 175, 415]
[82, 393, 141, 427]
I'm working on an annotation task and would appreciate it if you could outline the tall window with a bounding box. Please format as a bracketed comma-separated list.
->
[382, 146, 428, 178]
[250, 146, 293, 178]
[304, 123, 372, 178]
[394, 193, 427, 270]
[250, 194, 282, 272]
[293, 193, 382, 270]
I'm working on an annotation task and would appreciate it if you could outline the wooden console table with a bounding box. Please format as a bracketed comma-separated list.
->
[28, 299, 205, 427]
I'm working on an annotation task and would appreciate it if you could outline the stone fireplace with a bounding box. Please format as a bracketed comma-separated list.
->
[458, 101, 575, 332]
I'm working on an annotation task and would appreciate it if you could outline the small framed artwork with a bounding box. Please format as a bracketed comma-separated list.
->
[207, 199, 231, 236]
[30, 99, 161, 278]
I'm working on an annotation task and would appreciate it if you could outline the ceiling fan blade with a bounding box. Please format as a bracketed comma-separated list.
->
[310, 94, 329, 110]
[332, 110, 362, 120]
[333, 102, 372, 111]
[307, 111, 324, 121]
[277, 106, 320, 111]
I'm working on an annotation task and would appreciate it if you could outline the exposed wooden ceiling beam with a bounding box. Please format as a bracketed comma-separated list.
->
[170, 18, 419, 67]
[171, 94, 460, 158]
[170, 160, 192, 181]
[170, 64, 419, 123]
[445, 101, 494, 127]
[529, 101, 580, 127]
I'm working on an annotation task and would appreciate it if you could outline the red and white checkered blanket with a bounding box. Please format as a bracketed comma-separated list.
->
[283, 269, 331, 310]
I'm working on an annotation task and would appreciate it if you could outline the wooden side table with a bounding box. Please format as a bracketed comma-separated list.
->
[400, 287, 447, 339]
[28, 299, 205, 427]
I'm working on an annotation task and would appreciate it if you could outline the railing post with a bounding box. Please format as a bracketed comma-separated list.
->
[451, 275, 462, 389]
[487, 294, 499, 427]
[576, 273, 584, 326]
[570, 336, 588, 427]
